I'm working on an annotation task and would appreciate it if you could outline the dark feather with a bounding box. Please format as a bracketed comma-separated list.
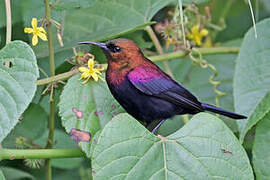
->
[128, 66, 203, 113]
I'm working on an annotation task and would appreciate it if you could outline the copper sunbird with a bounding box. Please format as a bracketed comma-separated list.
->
[78, 38, 246, 133]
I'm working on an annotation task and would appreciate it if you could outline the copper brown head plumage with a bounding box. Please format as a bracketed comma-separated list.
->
[78, 38, 246, 133]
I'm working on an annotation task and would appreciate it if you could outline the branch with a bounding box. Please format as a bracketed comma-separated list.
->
[0, 149, 84, 160]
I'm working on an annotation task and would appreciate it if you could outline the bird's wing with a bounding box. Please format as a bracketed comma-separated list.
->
[127, 66, 203, 112]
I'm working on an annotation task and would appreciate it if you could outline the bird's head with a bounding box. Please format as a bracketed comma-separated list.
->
[78, 38, 144, 67]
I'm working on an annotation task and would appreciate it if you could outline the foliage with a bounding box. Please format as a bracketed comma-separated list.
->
[0, 0, 270, 179]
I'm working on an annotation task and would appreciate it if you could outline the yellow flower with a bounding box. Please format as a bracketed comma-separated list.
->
[24, 18, 47, 46]
[187, 25, 208, 46]
[78, 58, 105, 84]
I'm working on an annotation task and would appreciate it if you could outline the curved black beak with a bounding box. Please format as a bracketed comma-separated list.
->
[78, 41, 108, 51]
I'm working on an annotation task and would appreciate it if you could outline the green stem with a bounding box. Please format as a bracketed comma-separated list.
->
[45, 0, 55, 179]
[45, 159, 52, 180]
[5, 0, 11, 44]
[35, 46, 240, 86]
[0, 149, 84, 160]
[145, 26, 174, 77]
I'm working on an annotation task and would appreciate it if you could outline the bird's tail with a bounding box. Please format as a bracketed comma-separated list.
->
[202, 103, 246, 119]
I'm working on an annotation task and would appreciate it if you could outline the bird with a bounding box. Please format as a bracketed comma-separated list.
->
[78, 38, 246, 133]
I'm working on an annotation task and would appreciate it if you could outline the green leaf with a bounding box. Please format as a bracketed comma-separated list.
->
[59, 74, 100, 134]
[0, 41, 39, 143]
[234, 18, 270, 132]
[33, 0, 173, 57]
[2, 103, 48, 148]
[91, 113, 253, 180]
[92, 79, 125, 128]
[252, 112, 270, 180]
[51, 0, 96, 10]
[59, 74, 123, 154]
[0, 170, 5, 180]
[239, 91, 270, 142]
[1, 167, 34, 180]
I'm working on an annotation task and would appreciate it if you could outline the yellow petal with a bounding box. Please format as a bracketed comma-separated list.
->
[98, 75, 105, 82]
[200, 29, 209, 37]
[78, 67, 89, 73]
[24, 28, 33, 34]
[81, 71, 90, 78]
[194, 36, 201, 46]
[191, 25, 199, 34]
[32, 35, 38, 46]
[92, 73, 99, 82]
[37, 27, 46, 34]
[31, 18, 38, 29]
[93, 69, 102, 74]
[37, 32, 48, 41]
[88, 59, 94, 69]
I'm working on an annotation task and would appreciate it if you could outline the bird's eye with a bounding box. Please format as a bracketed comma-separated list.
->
[107, 43, 121, 53]
[114, 46, 121, 52]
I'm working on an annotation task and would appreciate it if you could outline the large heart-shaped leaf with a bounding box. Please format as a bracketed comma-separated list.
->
[59, 74, 124, 153]
[59, 74, 100, 134]
[0, 41, 39, 143]
[252, 112, 270, 180]
[91, 113, 253, 179]
[234, 18, 270, 134]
